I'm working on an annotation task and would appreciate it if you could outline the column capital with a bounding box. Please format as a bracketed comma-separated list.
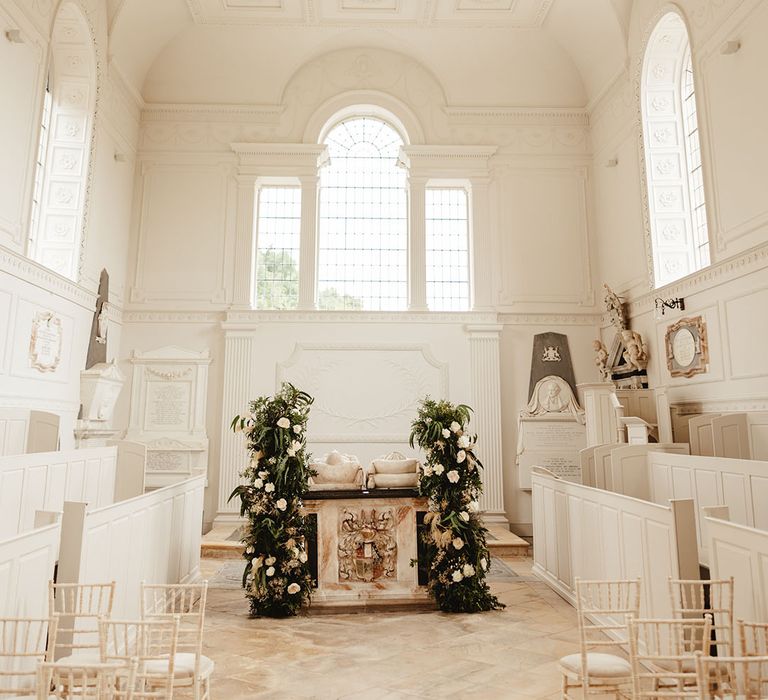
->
[465, 323, 503, 337]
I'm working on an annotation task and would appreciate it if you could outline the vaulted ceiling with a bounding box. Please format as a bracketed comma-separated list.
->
[108, 0, 631, 108]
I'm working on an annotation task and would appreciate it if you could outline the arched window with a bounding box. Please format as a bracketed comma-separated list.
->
[641, 11, 710, 287]
[28, 2, 96, 281]
[317, 117, 408, 310]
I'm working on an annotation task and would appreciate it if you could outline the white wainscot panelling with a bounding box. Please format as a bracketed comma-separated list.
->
[0, 290, 11, 372]
[277, 343, 448, 442]
[706, 516, 768, 622]
[0, 524, 60, 617]
[76, 475, 205, 618]
[724, 287, 768, 381]
[131, 164, 231, 305]
[0, 446, 118, 539]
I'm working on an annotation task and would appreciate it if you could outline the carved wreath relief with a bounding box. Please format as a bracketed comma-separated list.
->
[338, 509, 397, 583]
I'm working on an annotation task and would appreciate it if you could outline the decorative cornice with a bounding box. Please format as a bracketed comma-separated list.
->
[122, 311, 225, 324]
[444, 106, 589, 126]
[671, 395, 768, 415]
[0, 245, 97, 311]
[498, 313, 603, 326]
[626, 241, 768, 318]
[230, 143, 329, 174]
[223, 310, 499, 326]
[142, 103, 284, 124]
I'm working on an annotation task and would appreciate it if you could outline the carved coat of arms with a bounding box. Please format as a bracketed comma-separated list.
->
[541, 346, 561, 362]
[338, 509, 397, 582]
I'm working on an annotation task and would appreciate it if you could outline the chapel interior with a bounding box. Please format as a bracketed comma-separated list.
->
[2, 0, 768, 698]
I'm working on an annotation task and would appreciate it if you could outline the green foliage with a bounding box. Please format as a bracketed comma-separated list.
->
[410, 397, 504, 613]
[317, 287, 364, 310]
[229, 382, 315, 617]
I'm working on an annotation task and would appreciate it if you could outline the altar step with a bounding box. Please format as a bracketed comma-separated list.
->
[201, 522, 532, 559]
[485, 524, 532, 557]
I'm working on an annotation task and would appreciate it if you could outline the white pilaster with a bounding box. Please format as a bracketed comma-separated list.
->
[408, 175, 428, 311]
[469, 178, 493, 311]
[466, 323, 506, 523]
[298, 175, 319, 310]
[232, 176, 256, 308]
[216, 326, 257, 523]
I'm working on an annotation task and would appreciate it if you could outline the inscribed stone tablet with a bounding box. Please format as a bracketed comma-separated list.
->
[145, 382, 191, 432]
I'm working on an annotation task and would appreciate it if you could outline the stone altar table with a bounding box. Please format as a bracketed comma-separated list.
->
[304, 488, 431, 610]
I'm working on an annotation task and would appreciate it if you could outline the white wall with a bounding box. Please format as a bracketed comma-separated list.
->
[0, 0, 139, 438]
[590, 0, 768, 424]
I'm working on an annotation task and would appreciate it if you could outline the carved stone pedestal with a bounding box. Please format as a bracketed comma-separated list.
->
[75, 361, 125, 447]
[304, 489, 431, 610]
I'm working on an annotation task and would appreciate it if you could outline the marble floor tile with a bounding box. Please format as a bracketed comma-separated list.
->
[199, 556, 609, 699]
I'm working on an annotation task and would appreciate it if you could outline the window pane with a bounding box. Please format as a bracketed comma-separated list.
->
[318, 117, 407, 311]
[426, 188, 470, 311]
[254, 186, 301, 310]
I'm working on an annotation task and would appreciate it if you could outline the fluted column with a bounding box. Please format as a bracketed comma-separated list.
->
[466, 324, 506, 523]
[232, 176, 257, 308]
[408, 175, 428, 311]
[298, 174, 319, 310]
[215, 326, 257, 523]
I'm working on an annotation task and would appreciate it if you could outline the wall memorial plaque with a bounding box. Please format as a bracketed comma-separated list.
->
[29, 311, 63, 373]
[126, 346, 211, 489]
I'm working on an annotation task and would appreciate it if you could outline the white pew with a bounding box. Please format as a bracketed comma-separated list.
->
[58, 475, 205, 619]
[705, 514, 768, 622]
[0, 442, 146, 540]
[712, 412, 768, 460]
[531, 468, 698, 629]
[688, 414, 720, 456]
[0, 409, 59, 456]
[0, 523, 60, 617]
[609, 443, 690, 500]
[647, 451, 768, 564]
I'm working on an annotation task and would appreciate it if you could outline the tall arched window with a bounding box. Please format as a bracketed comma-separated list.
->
[317, 117, 408, 310]
[641, 11, 710, 287]
[28, 2, 96, 281]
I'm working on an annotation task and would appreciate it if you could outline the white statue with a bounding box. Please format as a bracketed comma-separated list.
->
[522, 375, 585, 424]
[603, 283, 627, 332]
[593, 339, 610, 380]
[96, 302, 109, 345]
[621, 329, 649, 371]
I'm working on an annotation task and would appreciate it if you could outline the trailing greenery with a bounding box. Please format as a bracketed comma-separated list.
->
[229, 382, 315, 617]
[409, 397, 504, 613]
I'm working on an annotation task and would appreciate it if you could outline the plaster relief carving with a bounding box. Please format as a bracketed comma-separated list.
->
[338, 508, 397, 583]
[29, 311, 63, 373]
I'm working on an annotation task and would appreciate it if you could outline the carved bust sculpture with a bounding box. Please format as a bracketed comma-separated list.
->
[522, 375, 585, 423]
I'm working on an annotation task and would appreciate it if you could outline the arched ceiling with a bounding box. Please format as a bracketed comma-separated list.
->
[108, 0, 630, 108]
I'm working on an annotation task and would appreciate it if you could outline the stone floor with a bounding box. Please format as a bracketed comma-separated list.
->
[200, 556, 597, 699]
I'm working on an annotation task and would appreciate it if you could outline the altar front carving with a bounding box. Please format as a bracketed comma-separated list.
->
[305, 490, 430, 609]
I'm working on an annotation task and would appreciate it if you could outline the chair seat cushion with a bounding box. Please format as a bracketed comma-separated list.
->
[559, 652, 632, 679]
[51, 652, 102, 665]
[144, 653, 215, 679]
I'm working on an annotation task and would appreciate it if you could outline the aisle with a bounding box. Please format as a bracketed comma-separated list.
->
[200, 557, 588, 699]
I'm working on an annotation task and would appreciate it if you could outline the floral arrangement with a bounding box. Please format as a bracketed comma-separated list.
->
[409, 397, 503, 613]
[229, 382, 315, 617]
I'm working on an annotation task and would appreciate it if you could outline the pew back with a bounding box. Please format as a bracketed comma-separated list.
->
[0, 410, 59, 456]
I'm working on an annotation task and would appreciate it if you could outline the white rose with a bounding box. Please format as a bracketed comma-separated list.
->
[447, 470, 460, 483]
[456, 450, 467, 464]
[468, 500, 480, 513]
[452, 537, 464, 550]
[293, 425, 302, 434]
[258, 471, 269, 479]
[441, 428, 451, 438]
[457, 435, 470, 449]
[287, 582, 301, 595]
[276, 498, 288, 511]
[277, 417, 290, 429]
[265, 556, 276, 566]
[459, 511, 470, 522]
[287, 447, 296, 457]
[450, 421, 461, 433]
[452, 570, 464, 582]
[266, 566, 275, 577]
[422, 465, 433, 477]
[433, 464, 445, 475]
[254, 478, 263, 489]
[264, 483, 275, 493]
[299, 551, 308, 563]
[480, 557, 488, 571]
[463, 563, 475, 577]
